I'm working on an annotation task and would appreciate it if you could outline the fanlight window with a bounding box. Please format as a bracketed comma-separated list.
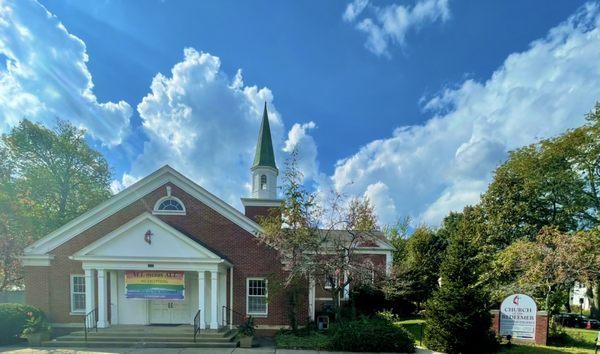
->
[158, 199, 184, 211]
[153, 196, 186, 215]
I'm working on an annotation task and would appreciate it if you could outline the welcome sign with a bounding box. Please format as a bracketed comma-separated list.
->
[125, 271, 185, 300]
[499, 294, 537, 340]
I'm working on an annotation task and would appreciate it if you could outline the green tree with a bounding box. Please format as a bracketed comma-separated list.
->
[386, 225, 447, 309]
[0, 120, 112, 289]
[424, 218, 497, 354]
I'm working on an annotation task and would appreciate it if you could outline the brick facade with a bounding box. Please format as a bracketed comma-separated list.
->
[24, 183, 306, 327]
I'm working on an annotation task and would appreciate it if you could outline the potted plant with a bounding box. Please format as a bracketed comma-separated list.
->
[238, 316, 256, 348]
[21, 312, 51, 346]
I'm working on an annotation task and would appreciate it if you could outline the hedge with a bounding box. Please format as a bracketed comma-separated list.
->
[0, 303, 46, 345]
[328, 315, 416, 352]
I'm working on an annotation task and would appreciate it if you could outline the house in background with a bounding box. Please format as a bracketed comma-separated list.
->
[20, 104, 393, 330]
[570, 282, 591, 311]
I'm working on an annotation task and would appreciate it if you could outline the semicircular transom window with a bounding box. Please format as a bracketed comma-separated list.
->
[154, 197, 186, 215]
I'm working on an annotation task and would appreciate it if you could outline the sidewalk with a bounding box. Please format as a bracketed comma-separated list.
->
[0, 346, 437, 354]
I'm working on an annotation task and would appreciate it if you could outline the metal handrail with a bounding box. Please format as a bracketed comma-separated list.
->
[83, 307, 98, 342]
[193, 309, 202, 342]
[221, 305, 246, 328]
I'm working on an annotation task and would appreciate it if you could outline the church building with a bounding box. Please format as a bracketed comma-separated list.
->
[21, 104, 393, 330]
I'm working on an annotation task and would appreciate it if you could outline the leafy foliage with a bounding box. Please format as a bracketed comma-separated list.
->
[0, 303, 46, 344]
[424, 220, 498, 354]
[328, 313, 415, 352]
[0, 120, 112, 290]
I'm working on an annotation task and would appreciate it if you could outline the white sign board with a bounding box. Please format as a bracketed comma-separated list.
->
[500, 294, 537, 340]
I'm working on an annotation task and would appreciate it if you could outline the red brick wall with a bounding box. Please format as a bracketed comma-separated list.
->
[490, 310, 548, 346]
[244, 205, 277, 223]
[24, 183, 305, 327]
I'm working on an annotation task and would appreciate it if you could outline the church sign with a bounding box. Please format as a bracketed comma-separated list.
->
[499, 294, 537, 340]
[125, 271, 185, 300]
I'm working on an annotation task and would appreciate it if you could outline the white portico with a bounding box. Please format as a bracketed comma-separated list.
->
[71, 212, 233, 329]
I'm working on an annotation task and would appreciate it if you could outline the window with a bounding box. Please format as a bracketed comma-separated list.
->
[247, 278, 268, 316]
[153, 196, 186, 215]
[324, 275, 336, 289]
[70, 275, 86, 314]
[260, 175, 267, 190]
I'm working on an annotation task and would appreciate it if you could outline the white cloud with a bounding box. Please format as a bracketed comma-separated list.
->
[345, 0, 450, 56]
[343, 0, 369, 22]
[283, 121, 319, 181]
[0, 0, 132, 146]
[329, 3, 600, 225]
[127, 48, 284, 207]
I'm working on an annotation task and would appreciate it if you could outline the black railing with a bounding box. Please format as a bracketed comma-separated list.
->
[193, 309, 202, 342]
[221, 305, 246, 328]
[83, 307, 98, 342]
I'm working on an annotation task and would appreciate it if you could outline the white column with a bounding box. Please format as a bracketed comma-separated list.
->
[84, 269, 95, 319]
[210, 270, 219, 329]
[198, 271, 206, 329]
[385, 251, 393, 276]
[97, 269, 109, 328]
[109, 271, 118, 325]
[308, 276, 316, 321]
[229, 268, 234, 330]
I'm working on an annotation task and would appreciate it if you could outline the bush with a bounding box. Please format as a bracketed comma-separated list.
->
[328, 314, 415, 353]
[0, 303, 47, 345]
[276, 329, 330, 350]
[350, 284, 417, 317]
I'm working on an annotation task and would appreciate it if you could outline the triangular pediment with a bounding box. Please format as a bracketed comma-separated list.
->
[73, 213, 221, 260]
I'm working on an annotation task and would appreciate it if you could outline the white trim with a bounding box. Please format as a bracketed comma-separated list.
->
[153, 195, 186, 215]
[229, 267, 234, 330]
[71, 213, 228, 265]
[21, 254, 54, 266]
[70, 274, 86, 314]
[246, 277, 268, 317]
[315, 297, 334, 301]
[24, 165, 263, 256]
[240, 198, 282, 208]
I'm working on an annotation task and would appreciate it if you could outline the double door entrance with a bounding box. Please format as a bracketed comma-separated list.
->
[150, 299, 190, 324]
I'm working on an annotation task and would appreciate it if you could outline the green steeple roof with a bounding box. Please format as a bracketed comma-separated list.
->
[253, 102, 277, 169]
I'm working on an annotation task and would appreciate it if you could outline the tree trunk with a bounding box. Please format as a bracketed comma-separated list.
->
[591, 282, 600, 319]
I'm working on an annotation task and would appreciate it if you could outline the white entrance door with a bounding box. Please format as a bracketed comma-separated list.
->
[149, 275, 191, 324]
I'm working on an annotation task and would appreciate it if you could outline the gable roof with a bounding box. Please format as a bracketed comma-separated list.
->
[252, 102, 277, 170]
[24, 165, 262, 256]
[72, 212, 230, 264]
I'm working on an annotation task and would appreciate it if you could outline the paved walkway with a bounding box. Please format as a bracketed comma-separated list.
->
[0, 346, 437, 354]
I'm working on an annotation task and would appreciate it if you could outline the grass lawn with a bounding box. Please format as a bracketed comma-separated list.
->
[396, 318, 426, 346]
[500, 327, 598, 354]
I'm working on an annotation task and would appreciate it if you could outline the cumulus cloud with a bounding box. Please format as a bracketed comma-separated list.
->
[344, 0, 450, 57]
[0, 0, 132, 146]
[125, 48, 284, 207]
[330, 3, 600, 225]
[283, 121, 319, 181]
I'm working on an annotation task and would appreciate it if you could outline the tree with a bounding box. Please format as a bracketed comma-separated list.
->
[494, 227, 600, 316]
[424, 217, 497, 354]
[385, 225, 447, 309]
[259, 151, 382, 323]
[0, 120, 112, 289]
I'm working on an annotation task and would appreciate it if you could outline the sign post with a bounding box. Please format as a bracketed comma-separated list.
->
[499, 294, 537, 341]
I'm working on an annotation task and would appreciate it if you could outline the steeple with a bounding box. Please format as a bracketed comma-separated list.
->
[252, 102, 277, 170]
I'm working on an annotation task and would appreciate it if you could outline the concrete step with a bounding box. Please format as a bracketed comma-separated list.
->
[70, 329, 235, 338]
[56, 335, 236, 342]
[44, 340, 239, 348]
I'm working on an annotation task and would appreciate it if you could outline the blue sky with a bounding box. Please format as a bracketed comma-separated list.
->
[1, 0, 600, 226]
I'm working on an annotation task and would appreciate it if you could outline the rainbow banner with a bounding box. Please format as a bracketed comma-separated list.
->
[125, 271, 185, 300]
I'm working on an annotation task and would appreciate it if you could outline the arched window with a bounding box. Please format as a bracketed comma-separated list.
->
[260, 175, 267, 190]
[153, 196, 186, 215]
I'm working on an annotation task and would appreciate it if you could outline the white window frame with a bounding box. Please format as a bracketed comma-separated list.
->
[324, 275, 336, 289]
[246, 277, 268, 317]
[152, 196, 186, 215]
[70, 274, 86, 315]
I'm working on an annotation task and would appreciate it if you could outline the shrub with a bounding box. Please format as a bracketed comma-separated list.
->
[328, 315, 415, 352]
[424, 227, 499, 354]
[276, 329, 330, 350]
[0, 303, 47, 345]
